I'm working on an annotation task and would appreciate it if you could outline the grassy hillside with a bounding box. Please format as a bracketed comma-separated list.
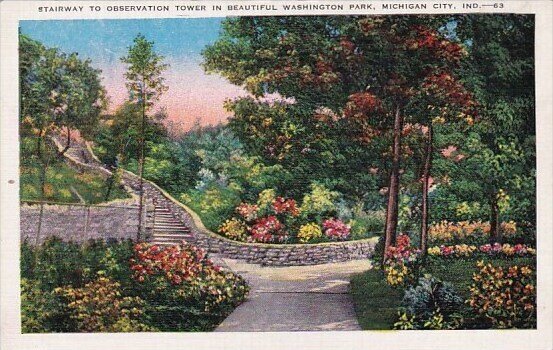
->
[20, 138, 129, 204]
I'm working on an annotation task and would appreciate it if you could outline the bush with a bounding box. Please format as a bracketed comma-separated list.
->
[21, 278, 72, 333]
[56, 273, 154, 332]
[398, 274, 464, 329]
[131, 243, 249, 331]
[467, 261, 536, 328]
[297, 222, 323, 243]
[428, 220, 520, 245]
[180, 184, 242, 231]
[383, 234, 421, 287]
[349, 210, 385, 240]
[322, 218, 351, 240]
[218, 218, 248, 241]
[299, 183, 339, 222]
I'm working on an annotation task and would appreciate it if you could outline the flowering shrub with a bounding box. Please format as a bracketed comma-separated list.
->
[250, 216, 287, 243]
[131, 243, 249, 330]
[384, 234, 421, 287]
[322, 218, 351, 240]
[236, 202, 259, 222]
[21, 239, 249, 332]
[218, 218, 248, 241]
[297, 223, 323, 243]
[223, 195, 301, 243]
[428, 220, 519, 244]
[427, 243, 536, 259]
[468, 261, 536, 328]
[272, 197, 299, 216]
[56, 273, 153, 332]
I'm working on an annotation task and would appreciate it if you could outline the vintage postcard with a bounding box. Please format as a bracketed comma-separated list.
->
[1, 1, 552, 349]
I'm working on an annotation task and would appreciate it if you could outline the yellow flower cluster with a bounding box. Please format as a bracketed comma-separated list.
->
[384, 263, 411, 287]
[297, 222, 323, 243]
[218, 218, 248, 241]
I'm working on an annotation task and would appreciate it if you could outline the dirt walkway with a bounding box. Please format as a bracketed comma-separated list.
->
[215, 259, 372, 332]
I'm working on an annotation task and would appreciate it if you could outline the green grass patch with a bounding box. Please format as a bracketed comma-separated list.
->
[20, 141, 129, 205]
[350, 269, 403, 330]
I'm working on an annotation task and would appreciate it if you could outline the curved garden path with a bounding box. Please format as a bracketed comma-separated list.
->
[53, 131, 373, 331]
[215, 258, 372, 332]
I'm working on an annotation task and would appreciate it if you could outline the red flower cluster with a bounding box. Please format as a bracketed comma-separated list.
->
[272, 197, 299, 216]
[322, 218, 351, 240]
[236, 202, 259, 221]
[250, 216, 287, 243]
[384, 234, 421, 263]
[130, 243, 216, 285]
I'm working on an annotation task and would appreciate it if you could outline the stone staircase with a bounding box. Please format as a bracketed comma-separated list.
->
[150, 205, 196, 246]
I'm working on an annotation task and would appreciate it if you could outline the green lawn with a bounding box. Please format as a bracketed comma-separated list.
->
[350, 256, 536, 330]
[350, 269, 404, 330]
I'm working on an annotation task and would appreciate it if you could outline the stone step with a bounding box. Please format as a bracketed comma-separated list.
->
[150, 241, 193, 247]
[154, 227, 189, 231]
[153, 225, 189, 230]
[153, 232, 194, 238]
[153, 222, 187, 227]
[152, 236, 194, 242]
[153, 229, 191, 234]
[156, 218, 183, 225]
[154, 214, 177, 219]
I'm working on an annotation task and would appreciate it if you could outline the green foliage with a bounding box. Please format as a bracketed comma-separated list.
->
[19, 34, 106, 140]
[56, 273, 154, 332]
[120, 34, 169, 111]
[399, 274, 464, 329]
[21, 278, 72, 333]
[349, 210, 385, 240]
[299, 183, 339, 222]
[20, 239, 248, 332]
[351, 255, 536, 330]
[180, 184, 242, 232]
[94, 103, 169, 167]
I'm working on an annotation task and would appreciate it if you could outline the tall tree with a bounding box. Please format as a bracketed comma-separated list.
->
[453, 14, 535, 242]
[120, 34, 168, 239]
[203, 16, 473, 260]
[20, 34, 106, 238]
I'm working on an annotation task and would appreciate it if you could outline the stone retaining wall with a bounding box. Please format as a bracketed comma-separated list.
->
[123, 171, 378, 266]
[20, 201, 144, 245]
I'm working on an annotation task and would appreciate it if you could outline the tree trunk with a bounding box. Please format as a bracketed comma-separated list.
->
[490, 193, 501, 243]
[382, 107, 403, 265]
[104, 171, 115, 202]
[36, 132, 47, 244]
[57, 126, 71, 158]
[420, 124, 433, 258]
[137, 80, 146, 241]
